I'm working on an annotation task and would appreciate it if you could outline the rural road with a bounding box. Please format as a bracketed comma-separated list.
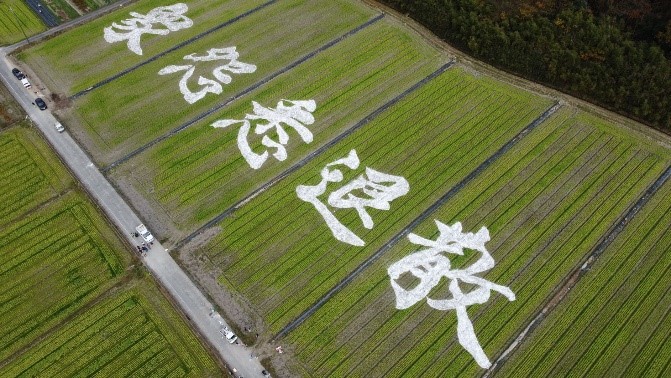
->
[1, 34, 265, 378]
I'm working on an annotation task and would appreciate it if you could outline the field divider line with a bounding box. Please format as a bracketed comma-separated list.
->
[272, 101, 562, 341]
[102, 14, 385, 173]
[484, 163, 671, 377]
[69, 0, 280, 100]
[174, 60, 455, 249]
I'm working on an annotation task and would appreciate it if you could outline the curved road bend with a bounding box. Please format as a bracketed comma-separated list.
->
[0, 49, 265, 378]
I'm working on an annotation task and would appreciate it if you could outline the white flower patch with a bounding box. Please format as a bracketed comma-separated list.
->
[159, 47, 256, 104]
[297, 150, 410, 246]
[387, 221, 515, 369]
[104, 3, 193, 55]
[212, 99, 315, 169]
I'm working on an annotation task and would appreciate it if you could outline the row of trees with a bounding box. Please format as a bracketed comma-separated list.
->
[380, 0, 671, 131]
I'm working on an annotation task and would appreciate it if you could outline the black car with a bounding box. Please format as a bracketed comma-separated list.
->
[35, 98, 47, 110]
[11, 68, 25, 80]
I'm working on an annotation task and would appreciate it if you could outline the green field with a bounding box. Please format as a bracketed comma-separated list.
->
[0, 127, 70, 225]
[0, 0, 45, 45]
[200, 66, 553, 333]
[0, 125, 220, 375]
[58, 0, 376, 164]
[499, 178, 671, 377]
[111, 18, 447, 238]
[284, 108, 671, 377]
[15, 0, 671, 375]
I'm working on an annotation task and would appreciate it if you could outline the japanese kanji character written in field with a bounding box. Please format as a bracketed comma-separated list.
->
[104, 3, 193, 55]
[387, 221, 515, 369]
[296, 150, 410, 246]
[159, 47, 257, 104]
[212, 99, 315, 169]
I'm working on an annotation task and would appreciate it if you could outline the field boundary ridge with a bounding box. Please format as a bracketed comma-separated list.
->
[484, 164, 671, 376]
[272, 101, 562, 340]
[102, 13, 385, 172]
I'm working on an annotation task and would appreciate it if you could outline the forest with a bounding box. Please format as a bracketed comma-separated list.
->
[380, 0, 671, 131]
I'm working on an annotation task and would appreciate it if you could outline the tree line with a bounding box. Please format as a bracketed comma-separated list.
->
[379, 0, 671, 131]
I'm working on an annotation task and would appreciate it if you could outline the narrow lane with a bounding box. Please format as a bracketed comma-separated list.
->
[0, 48, 265, 378]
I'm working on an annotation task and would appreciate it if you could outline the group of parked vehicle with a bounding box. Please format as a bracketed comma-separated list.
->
[11, 67, 64, 132]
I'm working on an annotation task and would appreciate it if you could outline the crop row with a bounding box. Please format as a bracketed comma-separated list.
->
[285, 108, 671, 377]
[0, 128, 71, 225]
[66, 0, 376, 164]
[499, 179, 671, 377]
[196, 66, 552, 335]
[0, 194, 126, 361]
[112, 19, 447, 237]
[1, 286, 219, 377]
[17, 0, 275, 94]
[0, 0, 45, 45]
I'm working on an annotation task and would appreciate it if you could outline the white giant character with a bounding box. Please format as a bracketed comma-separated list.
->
[104, 3, 193, 55]
[297, 150, 409, 246]
[159, 47, 256, 104]
[212, 99, 315, 168]
[387, 221, 515, 369]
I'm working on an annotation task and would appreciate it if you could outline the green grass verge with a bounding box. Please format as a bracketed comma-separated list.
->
[284, 108, 671, 377]
[0, 191, 128, 362]
[111, 18, 447, 238]
[0, 0, 45, 45]
[197, 65, 551, 336]
[498, 178, 671, 377]
[0, 126, 71, 226]
[0, 284, 220, 377]
[62, 0, 375, 164]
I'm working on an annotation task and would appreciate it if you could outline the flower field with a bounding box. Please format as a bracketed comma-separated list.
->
[13, 0, 671, 376]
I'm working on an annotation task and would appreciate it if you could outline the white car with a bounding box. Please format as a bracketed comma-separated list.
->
[135, 224, 154, 243]
[21, 78, 31, 88]
[221, 327, 238, 344]
[55, 122, 64, 133]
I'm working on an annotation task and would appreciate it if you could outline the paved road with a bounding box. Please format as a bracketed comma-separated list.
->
[1, 43, 266, 378]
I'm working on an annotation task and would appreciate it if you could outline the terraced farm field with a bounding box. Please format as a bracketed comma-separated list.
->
[13, 0, 671, 376]
[0, 125, 220, 376]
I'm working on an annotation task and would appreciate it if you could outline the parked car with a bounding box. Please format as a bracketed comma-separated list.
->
[11, 68, 25, 80]
[55, 122, 64, 133]
[135, 224, 154, 243]
[261, 370, 271, 377]
[21, 78, 31, 89]
[220, 327, 238, 344]
[35, 98, 47, 110]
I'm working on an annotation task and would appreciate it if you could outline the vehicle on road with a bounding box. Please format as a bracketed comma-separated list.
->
[21, 78, 31, 88]
[12, 68, 25, 80]
[55, 122, 64, 132]
[35, 98, 47, 110]
[220, 327, 238, 344]
[261, 370, 271, 377]
[135, 223, 154, 243]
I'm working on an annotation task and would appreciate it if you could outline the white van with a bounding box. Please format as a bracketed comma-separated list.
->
[21, 78, 31, 88]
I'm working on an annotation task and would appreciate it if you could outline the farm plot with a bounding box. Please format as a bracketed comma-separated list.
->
[196, 65, 553, 335]
[111, 19, 448, 238]
[16, 0, 273, 94]
[0, 285, 220, 377]
[59, 0, 377, 164]
[284, 108, 671, 377]
[498, 177, 671, 377]
[0, 127, 71, 226]
[0, 0, 45, 45]
[0, 191, 127, 362]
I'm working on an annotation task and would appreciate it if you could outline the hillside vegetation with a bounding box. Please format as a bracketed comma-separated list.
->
[379, 0, 671, 131]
